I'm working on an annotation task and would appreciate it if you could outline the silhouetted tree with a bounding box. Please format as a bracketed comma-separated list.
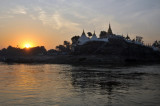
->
[0, 46, 47, 56]
[87, 32, 92, 38]
[6, 46, 22, 56]
[126, 35, 130, 40]
[71, 36, 80, 44]
[56, 40, 71, 54]
[64, 41, 71, 52]
[64, 41, 70, 47]
[56, 45, 66, 52]
[99, 31, 107, 38]
[0, 48, 7, 56]
[136, 36, 143, 43]
[48, 49, 57, 53]
[24, 46, 47, 55]
[47, 49, 57, 55]
[152, 40, 160, 47]
[132, 39, 135, 43]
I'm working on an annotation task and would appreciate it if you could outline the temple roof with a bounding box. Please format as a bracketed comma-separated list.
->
[108, 23, 113, 35]
[91, 31, 98, 40]
[82, 29, 86, 36]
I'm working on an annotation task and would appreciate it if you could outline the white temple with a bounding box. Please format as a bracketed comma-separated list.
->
[91, 31, 98, 41]
[78, 30, 89, 45]
[78, 30, 109, 45]
[76, 24, 159, 52]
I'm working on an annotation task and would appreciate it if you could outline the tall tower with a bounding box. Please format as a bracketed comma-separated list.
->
[82, 29, 86, 36]
[108, 23, 113, 35]
[93, 30, 96, 36]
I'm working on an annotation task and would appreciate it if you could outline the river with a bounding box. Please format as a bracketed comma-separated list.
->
[0, 63, 160, 106]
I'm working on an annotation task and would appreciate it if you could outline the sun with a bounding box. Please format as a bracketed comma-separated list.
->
[24, 43, 32, 48]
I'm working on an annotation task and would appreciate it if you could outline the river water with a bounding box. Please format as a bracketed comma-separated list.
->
[0, 63, 160, 106]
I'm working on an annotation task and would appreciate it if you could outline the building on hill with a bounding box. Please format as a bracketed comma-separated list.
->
[77, 24, 146, 48]
[78, 30, 109, 45]
[72, 23, 160, 55]
[99, 23, 114, 38]
[91, 31, 98, 41]
[78, 24, 114, 45]
[78, 30, 89, 45]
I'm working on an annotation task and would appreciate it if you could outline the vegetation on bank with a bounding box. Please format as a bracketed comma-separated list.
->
[0, 41, 72, 57]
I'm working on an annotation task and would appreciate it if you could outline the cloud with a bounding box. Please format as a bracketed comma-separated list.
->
[11, 6, 27, 15]
[34, 7, 80, 32]
[52, 12, 62, 30]
[51, 12, 79, 30]
[52, 12, 79, 30]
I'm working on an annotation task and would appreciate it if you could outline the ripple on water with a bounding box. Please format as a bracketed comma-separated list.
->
[0, 63, 160, 106]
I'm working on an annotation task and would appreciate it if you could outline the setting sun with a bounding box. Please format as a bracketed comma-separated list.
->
[24, 43, 32, 48]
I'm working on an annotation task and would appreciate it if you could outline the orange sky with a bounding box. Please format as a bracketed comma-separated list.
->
[0, 0, 160, 50]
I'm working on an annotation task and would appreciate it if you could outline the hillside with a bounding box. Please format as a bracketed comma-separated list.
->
[73, 38, 160, 62]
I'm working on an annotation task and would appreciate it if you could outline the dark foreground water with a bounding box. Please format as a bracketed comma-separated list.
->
[0, 63, 160, 106]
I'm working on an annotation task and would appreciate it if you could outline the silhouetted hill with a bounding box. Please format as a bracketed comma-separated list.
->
[73, 38, 160, 62]
[0, 39, 160, 64]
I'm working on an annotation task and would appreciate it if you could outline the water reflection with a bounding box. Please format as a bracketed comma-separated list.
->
[68, 65, 160, 105]
[0, 63, 160, 106]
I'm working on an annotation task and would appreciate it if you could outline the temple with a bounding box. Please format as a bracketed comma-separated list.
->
[72, 23, 160, 53]
[78, 24, 113, 45]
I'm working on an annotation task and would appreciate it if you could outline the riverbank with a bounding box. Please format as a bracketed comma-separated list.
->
[1, 55, 160, 65]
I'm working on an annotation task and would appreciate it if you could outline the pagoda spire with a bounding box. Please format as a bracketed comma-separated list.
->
[108, 23, 113, 35]
[82, 29, 86, 36]
[93, 30, 96, 35]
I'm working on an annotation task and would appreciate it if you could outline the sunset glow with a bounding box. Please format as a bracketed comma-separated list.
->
[0, 0, 160, 50]
[24, 43, 32, 48]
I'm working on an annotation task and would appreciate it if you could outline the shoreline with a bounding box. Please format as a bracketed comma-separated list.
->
[1, 55, 160, 65]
